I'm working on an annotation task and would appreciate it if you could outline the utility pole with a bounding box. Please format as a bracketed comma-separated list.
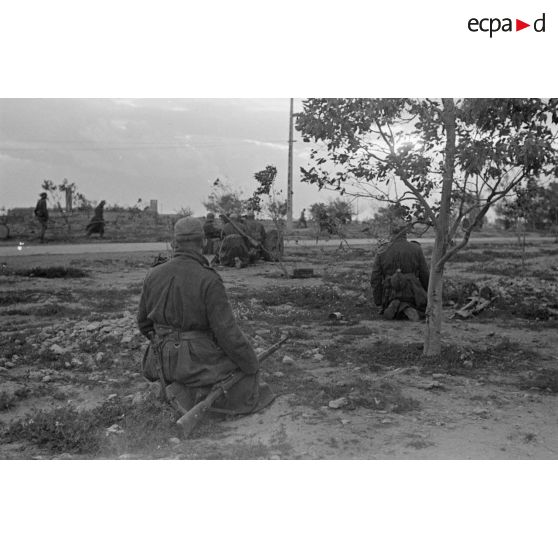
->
[286, 98, 294, 230]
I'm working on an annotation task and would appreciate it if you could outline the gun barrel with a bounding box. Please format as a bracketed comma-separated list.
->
[219, 210, 261, 249]
[257, 335, 290, 362]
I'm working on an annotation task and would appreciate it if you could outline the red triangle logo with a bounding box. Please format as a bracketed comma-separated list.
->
[516, 19, 530, 31]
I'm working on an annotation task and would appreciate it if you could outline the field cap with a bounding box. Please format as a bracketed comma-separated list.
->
[40, 192, 47, 198]
[206, 212, 215, 220]
[390, 218, 408, 236]
[174, 217, 204, 240]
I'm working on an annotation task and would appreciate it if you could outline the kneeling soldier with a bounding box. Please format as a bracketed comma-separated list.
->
[370, 220, 430, 321]
[137, 217, 274, 415]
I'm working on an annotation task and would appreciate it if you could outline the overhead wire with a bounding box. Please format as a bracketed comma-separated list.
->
[0, 138, 290, 152]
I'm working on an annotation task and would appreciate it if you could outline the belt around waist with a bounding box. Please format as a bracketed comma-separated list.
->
[154, 326, 211, 340]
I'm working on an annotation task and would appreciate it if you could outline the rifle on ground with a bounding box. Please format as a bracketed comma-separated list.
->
[176, 334, 290, 436]
[452, 294, 496, 319]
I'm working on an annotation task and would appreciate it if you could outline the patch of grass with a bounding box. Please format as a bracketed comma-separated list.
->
[102, 398, 181, 456]
[464, 263, 557, 281]
[406, 438, 435, 450]
[37, 303, 78, 317]
[339, 325, 374, 336]
[0, 391, 18, 411]
[1, 397, 180, 456]
[0, 289, 79, 307]
[520, 369, 558, 393]
[0, 292, 39, 305]
[322, 340, 355, 365]
[70, 287, 140, 314]
[357, 339, 537, 377]
[2, 403, 118, 454]
[11, 266, 89, 278]
[285, 328, 313, 340]
[2, 301, 89, 318]
[257, 284, 371, 320]
[322, 269, 369, 291]
[0, 386, 32, 411]
[494, 300, 558, 321]
[450, 248, 542, 264]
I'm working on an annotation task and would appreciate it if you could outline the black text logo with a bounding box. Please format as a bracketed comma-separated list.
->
[468, 13, 546, 37]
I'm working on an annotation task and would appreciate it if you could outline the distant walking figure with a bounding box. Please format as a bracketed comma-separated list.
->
[34, 192, 49, 243]
[298, 209, 307, 229]
[86, 200, 106, 238]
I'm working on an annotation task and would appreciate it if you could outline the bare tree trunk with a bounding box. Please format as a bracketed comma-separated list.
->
[424, 250, 445, 356]
[423, 98, 456, 357]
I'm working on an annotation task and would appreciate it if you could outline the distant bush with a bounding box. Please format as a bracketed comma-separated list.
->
[13, 266, 89, 278]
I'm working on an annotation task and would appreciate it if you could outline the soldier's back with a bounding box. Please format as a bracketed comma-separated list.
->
[380, 239, 424, 276]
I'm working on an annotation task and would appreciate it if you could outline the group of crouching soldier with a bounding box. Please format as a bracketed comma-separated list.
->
[138, 215, 430, 431]
[202, 212, 283, 267]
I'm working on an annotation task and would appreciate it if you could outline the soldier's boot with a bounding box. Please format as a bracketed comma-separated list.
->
[383, 299, 400, 320]
[402, 307, 421, 322]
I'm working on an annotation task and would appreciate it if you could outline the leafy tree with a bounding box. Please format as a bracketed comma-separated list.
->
[176, 206, 194, 218]
[495, 179, 545, 230]
[548, 182, 558, 234]
[247, 165, 278, 213]
[329, 199, 353, 224]
[495, 179, 558, 232]
[41, 179, 90, 212]
[247, 165, 288, 224]
[364, 203, 410, 240]
[203, 178, 246, 216]
[296, 98, 558, 355]
[267, 199, 287, 222]
[309, 199, 353, 225]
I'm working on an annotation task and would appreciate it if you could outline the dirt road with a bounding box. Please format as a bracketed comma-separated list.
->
[0, 235, 554, 257]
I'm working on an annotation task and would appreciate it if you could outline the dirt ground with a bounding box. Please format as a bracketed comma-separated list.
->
[0, 239, 557, 459]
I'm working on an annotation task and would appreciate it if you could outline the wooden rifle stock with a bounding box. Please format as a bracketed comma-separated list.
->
[176, 335, 290, 436]
[148, 331, 168, 403]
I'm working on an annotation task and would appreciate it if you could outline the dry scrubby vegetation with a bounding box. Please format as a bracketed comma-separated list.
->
[0, 239, 557, 458]
[2, 398, 179, 456]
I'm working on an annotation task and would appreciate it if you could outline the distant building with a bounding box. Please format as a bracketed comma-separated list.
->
[65, 188, 73, 212]
[149, 200, 158, 213]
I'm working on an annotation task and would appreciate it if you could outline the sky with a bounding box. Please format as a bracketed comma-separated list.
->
[0, 98, 369, 217]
